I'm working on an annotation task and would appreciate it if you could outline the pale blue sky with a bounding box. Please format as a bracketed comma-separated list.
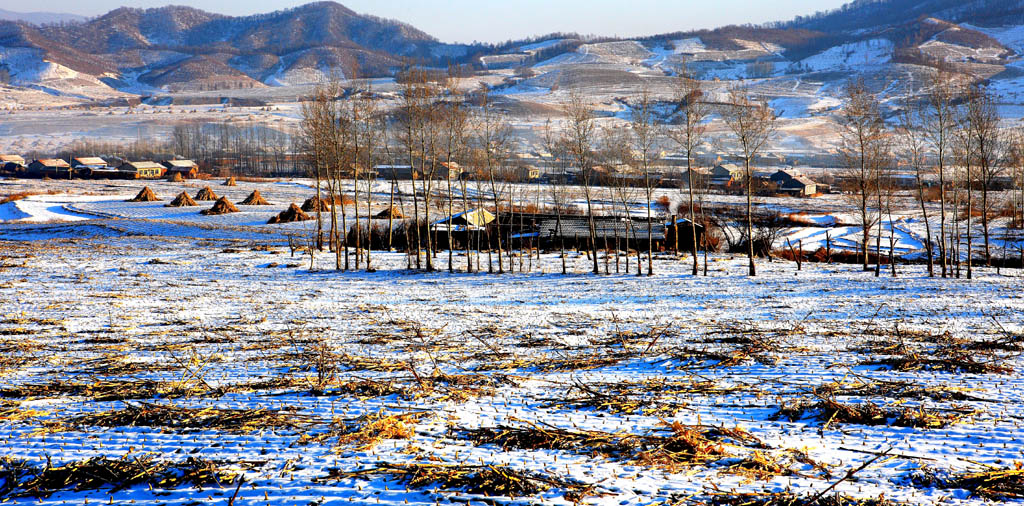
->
[4, 0, 851, 44]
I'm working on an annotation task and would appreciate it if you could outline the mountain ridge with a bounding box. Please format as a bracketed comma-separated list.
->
[0, 0, 1022, 98]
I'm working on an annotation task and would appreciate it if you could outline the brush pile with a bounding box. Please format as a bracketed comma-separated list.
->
[67, 402, 311, 432]
[194, 186, 218, 201]
[950, 465, 1024, 500]
[127, 187, 159, 202]
[547, 378, 746, 416]
[0, 455, 239, 498]
[301, 410, 426, 449]
[268, 203, 312, 224]
[862, 345, 1013, 374]
[201, 196, 239, 215]
[330, 463, 593, 501]
[165, 191, 197, 207]
[223, 176, 237, 186]
[374, 206, 404, 219]
[0, 379, 203, 401]
[774, 395, 977, 429]
[238, 190, 270, 206]
[703, 491, 896, 506]
[301, 196, 332, 212]
[167, 172, 184, 182]
[460, 419, 761, 470]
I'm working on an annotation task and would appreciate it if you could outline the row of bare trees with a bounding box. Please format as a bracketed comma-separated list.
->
[843, 69, 1023, 279]
[296, 68, 787, 276]
[295, 65, 1024, 279]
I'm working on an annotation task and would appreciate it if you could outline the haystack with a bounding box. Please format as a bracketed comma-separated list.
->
[167, 172, 184, 182]
[268, 203, 313, 224]
[374, 206, 404, 219]
[165, 191, 197, 207]
[194, 186, 218, 201]
[301, 196, 332, 212]
[238, 189, 270, 206]
[200, 196, 239, 215]
[223, 176, 237, 186]
[128, 186, 159, 202]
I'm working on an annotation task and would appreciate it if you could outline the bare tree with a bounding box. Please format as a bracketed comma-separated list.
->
[440, 69, 469, 273]
[839, 80, 885, 272]
[955, 84, 979, 279]
[299, 82, 334, 252]
[924, 69, 957, 278]
[963, 84, 1003, 267]
[475, 85, 512, 273]
[631, 87, 661, 275]
[542, 119, 570, 274]
[897, 97, 935, 276]
[721, 87, 778, 276]
[564, 91, 601, 274]
[666, 73, 710, 275]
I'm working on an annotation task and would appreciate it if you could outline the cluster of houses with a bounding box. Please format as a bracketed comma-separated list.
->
[703, 165, 824, 197]
[0, 155, 200, 180]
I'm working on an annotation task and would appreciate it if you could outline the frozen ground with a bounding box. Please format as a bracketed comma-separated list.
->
[1, 179, 1024, 505]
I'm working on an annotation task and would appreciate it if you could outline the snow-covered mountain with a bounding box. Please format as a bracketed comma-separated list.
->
[1, 0, 1024, 99]
[0, 2, 472, 94]
[0, 8, 86, 25]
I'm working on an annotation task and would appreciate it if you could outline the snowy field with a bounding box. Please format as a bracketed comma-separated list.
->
[1, 179, 1024, 505]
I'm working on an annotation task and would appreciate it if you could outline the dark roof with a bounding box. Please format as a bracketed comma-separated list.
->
[537, 216, 667, 241]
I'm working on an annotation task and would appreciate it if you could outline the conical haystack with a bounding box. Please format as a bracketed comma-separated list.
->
[238, 189, 270, 206]
[301, 196, 331, 212]
[194, 186, 218, 201]
[268, 203, 313, 224]
[223, 176, 237, 186]
[167, 172, 184, 182]
[165, 191, 197, 207]
[128, 186, 160, 202]
[374, 206, 404, 219]
[200, 196, 239, 215]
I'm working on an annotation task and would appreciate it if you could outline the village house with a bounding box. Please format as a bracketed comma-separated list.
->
[71, 157, 109, 170]
[162, 159, 199, 179]
[0, 154, 26, 172]
[778, 175, 818, 197]
[375, 165, 415, 180]
[710, 164, 744, 189]
[71, 157, 117, 179]
[118, 161, 165, 179]
[769, 168, 803, 185]
[770, 169, 818, 197]
[27, 159, 72, 178]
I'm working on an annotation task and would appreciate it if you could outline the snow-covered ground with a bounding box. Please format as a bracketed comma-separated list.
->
[2, 190, 1024, 505]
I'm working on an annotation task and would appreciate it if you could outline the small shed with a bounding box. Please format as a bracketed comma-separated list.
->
[118, 161, 165, 179]
[162, 159, 199, 179]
